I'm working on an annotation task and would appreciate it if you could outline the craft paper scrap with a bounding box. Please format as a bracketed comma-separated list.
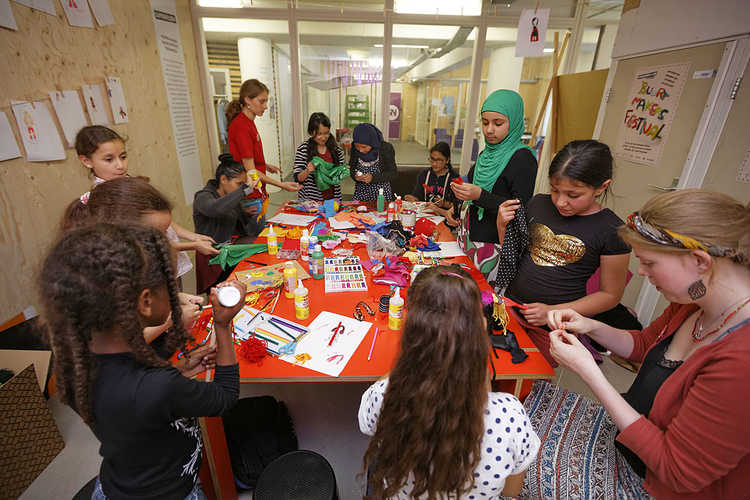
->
[81, 84, 109, 124]
[423, 241, 466, 258]
[12, 0, 56, 16]
[60, 0, 93, 28]
[266, 213, 317, 226]
[0, 0, 18, 29]
[49, 90, 89, 148]
[0, 111, 21, 161]
[328, 217, 356, 230]
[11, 100, 65, 162]
[105, 76, 128, 124]
[88, 0, 113, 26]
[515, 8, 550, 57]
[280, 311, 372, 377]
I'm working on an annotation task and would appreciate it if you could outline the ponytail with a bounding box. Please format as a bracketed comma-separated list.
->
[225, 100, 244, 125]
[226, 79, 270, 125]
[214, 153, 245, 183]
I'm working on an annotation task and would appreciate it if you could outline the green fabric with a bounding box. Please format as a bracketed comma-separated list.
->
[469, 89, 536, 220]
[208, 243, 278, 269]
[312, 156, 349, 192]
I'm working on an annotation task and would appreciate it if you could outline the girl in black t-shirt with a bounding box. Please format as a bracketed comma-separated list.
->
[498, 140, 633, 365]
[39, 224, 245, 499]
[404, 141, 461, 226]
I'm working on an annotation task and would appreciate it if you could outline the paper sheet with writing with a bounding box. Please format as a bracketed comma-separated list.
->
[88, 0, 113, 26]
[0, 111, 21, 161]
[280, 311, 372, 377]
[82, 84, 110, 125]
[11, 100, 65, 162]
[49, 90, 89, 148]
[266, 213, 318, 226]
[105, 76, 129, 124]
[0, 0, 18, 29]
[151, 0, 202, 205]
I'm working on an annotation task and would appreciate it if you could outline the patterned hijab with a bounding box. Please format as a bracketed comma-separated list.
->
[352, 123, 383, 162]
[470, 89, 535, 220]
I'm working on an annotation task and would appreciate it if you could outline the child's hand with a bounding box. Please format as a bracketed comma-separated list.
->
[179, 292, 204, 306]
[176, 344, 217, 378]
[450, 181, 481, 201]
[244, 205, 260, 215]
[521, 302, 551, 326]
[497, 199, 521, 229]
[306, 161, 316, 172]
[210, 281, 247, 327]
[194, 240, 221, 256]
[190, 233, 216, 244]
[180, 301, 202, 328]
[281, 181, 301, 192]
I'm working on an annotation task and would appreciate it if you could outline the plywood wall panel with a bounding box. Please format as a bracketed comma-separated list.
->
[0, 0, 212, 322]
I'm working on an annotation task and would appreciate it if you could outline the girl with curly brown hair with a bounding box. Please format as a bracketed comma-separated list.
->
[359, 266, 540, 499]
[39, 223, 245, 499]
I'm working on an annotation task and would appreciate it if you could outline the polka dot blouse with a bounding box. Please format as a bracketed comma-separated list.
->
[359, 379, 541, 499]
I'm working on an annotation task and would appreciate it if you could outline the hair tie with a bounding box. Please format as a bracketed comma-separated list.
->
[79, 191, 90, 205]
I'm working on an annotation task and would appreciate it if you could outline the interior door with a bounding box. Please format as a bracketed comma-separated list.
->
[596, 42, 727, 311]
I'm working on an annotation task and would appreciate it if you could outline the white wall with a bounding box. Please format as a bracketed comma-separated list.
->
[486, 46, 523, 94]
[594, 24, 617, 69]
[612, 0, 750, 58]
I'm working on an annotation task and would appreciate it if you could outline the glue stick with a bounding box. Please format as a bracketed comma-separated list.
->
[294, 279, 309, 319]
[300, 229, 310, 261]
[283, 261, 297, 299]
[388, 287, 404, 331]
[267, 225, 278, 255]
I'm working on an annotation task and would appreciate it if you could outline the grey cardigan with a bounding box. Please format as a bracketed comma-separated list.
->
[192, 179, 261, 243]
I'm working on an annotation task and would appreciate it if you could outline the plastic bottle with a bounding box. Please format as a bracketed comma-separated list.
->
[283, 261, 297, 299]
[311, 244, 325, 280]
[249, 169, 262, 191]
[294, 279, 309, 319]
[386, 202, 395, 222]
[388, 287, 404, 331]
[395, 195, 402, 216]
[377, 188, 385, 212]
[308, 235, 318, 257]
[267, 225, 278, 255]
[300, 229, 310, 261]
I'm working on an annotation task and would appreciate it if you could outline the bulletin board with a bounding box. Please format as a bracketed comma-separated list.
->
[595, 41, 727, 309]
[552, 68, 609, 153]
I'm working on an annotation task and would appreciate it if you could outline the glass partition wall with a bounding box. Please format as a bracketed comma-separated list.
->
[194, 0, 620, 179]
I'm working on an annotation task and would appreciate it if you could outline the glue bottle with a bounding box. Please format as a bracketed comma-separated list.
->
[267, 225, 278, 255]
[294, 279, 309, 319]
[311, 244, 325, 280]
[249, 169, 262, 191]
[388, 287, 404, 331]
[308, 235, 318, 257]
[395, 195, 403, 216]
[377, 188, 385, 212]
[300, 229, 310, 261]
[283, 261, 297, 299]
[218, 284, 242, 308]
[386, 202, 395, 222]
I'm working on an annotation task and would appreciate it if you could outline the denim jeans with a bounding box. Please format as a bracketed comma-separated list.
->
[92, 477, 207, 500]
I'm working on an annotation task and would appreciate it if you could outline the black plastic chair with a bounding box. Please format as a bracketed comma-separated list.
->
[253, 450, 338, 500]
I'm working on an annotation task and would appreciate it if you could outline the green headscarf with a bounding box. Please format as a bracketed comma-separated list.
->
[469, 89, 536, 220]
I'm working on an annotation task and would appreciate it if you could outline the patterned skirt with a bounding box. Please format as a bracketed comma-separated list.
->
[520, 380, 654, 500]
[456, 203, 502, 286]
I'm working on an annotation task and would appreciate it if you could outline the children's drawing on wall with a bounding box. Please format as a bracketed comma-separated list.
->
[0, 0, 18, 30]
[82, 84, 110, 125]
[516, 8, 549, 57]
[60, 0, 94, 28]
[13, 0, 56, 16]
[0, 111, 22, 162]
[49, 90, 90, 148]
[10, 100, 65, 161]
[105, 76, 129, 124]
[614, 63, 690, 166]
[88, 0, 115, 26]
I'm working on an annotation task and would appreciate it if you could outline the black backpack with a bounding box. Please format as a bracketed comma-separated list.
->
[222, 396, 299, 488]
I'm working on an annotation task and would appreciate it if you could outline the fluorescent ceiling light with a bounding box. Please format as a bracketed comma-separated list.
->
[394, 0, 481, 15]
[374, 43, 429, 49]
[543, 48, 555, 53]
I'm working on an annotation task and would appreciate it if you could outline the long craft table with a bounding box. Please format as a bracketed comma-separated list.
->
[197, 203, 554, 500]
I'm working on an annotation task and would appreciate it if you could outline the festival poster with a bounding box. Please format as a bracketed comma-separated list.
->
[515, 8, 550, 57]
[614, 63, 690, 166]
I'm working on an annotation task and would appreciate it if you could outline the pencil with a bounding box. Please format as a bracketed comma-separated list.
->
[367, 327, 379, 361]
[267, 320, 297, 341]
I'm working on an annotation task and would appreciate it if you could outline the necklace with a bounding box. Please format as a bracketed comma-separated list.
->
[691, 296, 750, 343]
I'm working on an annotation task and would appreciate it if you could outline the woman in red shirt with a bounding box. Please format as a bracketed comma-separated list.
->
[225, 79, 300, 193]
[525, 189, 750, 499]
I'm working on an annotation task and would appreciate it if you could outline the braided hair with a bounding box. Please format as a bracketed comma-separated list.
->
[38, 223, 190, 425]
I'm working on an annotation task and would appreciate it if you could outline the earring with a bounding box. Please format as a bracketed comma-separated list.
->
[688, 279, 707, 300]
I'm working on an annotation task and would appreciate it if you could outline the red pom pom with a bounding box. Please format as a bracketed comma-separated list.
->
[239, 336, 268, 365]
